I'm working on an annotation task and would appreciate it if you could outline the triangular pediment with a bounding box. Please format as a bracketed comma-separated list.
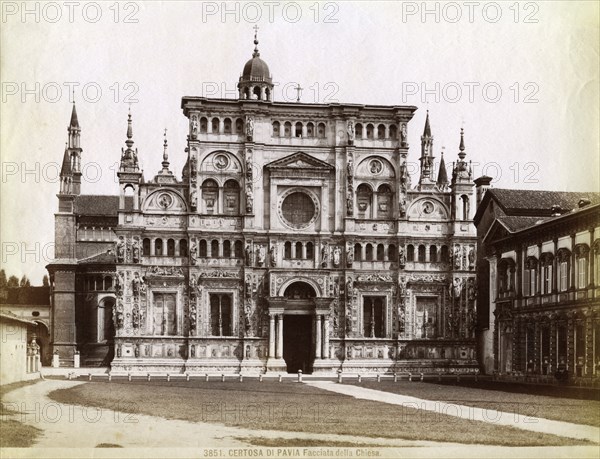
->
[265, 152, 335, 170]
[483, 219, 512, 244]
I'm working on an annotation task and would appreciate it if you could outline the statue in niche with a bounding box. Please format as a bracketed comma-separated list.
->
[132, 273, 141, 297]
[468, 246, 475, 269]
[269, 245, 277, 267]
[190, 189, 197, 210]
[132, 239, 140, 263]
[453, 245, 462, 270]
[190, 115, 199, 139]
[245, 244, 253, 266]
[116, 238, 125, 263]
[400, 123, 407, 146]
[190, 155, 197, 176]
[398, 246, 406, 266]
[399, 199, 407, 217]
[345, 278, 354, 300]
[346, 243, 354, 267]
[244, 301, 253, 336]
[320, 243, 329, 268]
[332, 245, 341, 267]
[245, 188, 254, 213]
[114, 273, 123, 297]
[347, 120, 355, 143]
[246, 116, 254, 140]
[257, 245, 265, 266]
[451, 278, 463, 298]
[190, 239, 198, 265]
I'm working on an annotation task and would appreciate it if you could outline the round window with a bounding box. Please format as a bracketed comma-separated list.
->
[281, 192, 316, 228]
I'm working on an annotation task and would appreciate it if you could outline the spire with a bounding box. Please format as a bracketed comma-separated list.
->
[60, 146, 71, 176]
[252, 25, 260, 57]
[126, 108, 134, 149]
[120, 108, 138, 171]
[458, 127, 466, 160]
[161, 128, 170, 171]
[423, 110, 431, 137]
[69, 101, 79, 128]
[436, 150, 448, 187]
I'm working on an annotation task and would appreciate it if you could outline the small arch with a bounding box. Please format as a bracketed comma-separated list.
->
[295, 241, 303, 259]
[441, 245, 449, 263]
[388, 244, 397, 262]
[211, 240, 219, 257]
[180, 239, 188, 257]
[265, 87, 271, 101]
[377, 184, 392, 219]
[201, 179, 219, 214]
[235, 118, 244, 135]
[306, 122, 314, 138]
[155, 238, 163, 256]
[355, 123, 363, 139]
[354, 243, 362, 261]
[199, 239, 207, 257]
[365, 243, 374, 261]
[167, 239, 175, 257]
[366, 123, 374, 139]
[377, 124, 385, 139]
[284, 121, 292, 137]
[356, 183, 373, 218]
[430, 245, 438, 263]
[376, 244, 385, 261]
[211, 117, 219, 134]
[142, 238, 150, 256]
[418, 245, 426, 262]
[317, 122, 326, 138]
[461, 194, 470, 220]
[224, 179, 240, 215]
[223, 118, 232, 134]
[389, 124, 398, 139]
[272, 121, 280, 137]
[253, 86, 261, 99]
[306, 241, 314, 259]
[283, 281, 316, 299]
[295, 122, 303, 138]
[407, 244, 415, 262]
[200, 117, 208, 133]
[223, 240, 231, 258]
[234, 240, 243, 258]
[284, 241, 292, 259]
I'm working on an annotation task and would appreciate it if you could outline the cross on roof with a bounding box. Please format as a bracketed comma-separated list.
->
[295, 83, 303, 102]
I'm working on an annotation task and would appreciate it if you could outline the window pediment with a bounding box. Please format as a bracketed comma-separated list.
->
[265, 152, 335, 172]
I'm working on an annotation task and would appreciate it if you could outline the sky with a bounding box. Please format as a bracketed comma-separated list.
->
[1, 1, 598, 283]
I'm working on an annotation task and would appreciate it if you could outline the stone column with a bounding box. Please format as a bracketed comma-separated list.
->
[302, 242, 307, 259]
[323, 315, 330, 359]
[315, 315, 322, 359]
[291, 243, 297, 259]
[268, 314, 275, 358]
[150, 239, 156, 256]
[361, 244, 366, 261]
[276, 315, 284, 359]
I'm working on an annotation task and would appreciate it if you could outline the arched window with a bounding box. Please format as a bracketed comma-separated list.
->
[284, 282, 316, 299]
[366, 124, 374, 139]
[167, 239, 175, 256]
[272, 121, 280, 137]
[306, 122, 314, 138]
[180, 239, 188, 257]
[295, 122, 303, 138]
[317, 122, 326, 138]
[306, 242, 314, 259]
[211, 240, 219, 258]
[223, 118, 232, 134]
[540, 253, 553, 294]
[498, 258, 516, 293]
[155, 238, 163, 256]
[211, 117, 219, 133]
[461, 195, 470, 220]
[377, 124, 386, 139]
[284, 122, 292, 137]
[575, 245, 589, 289]
[377, 184, 392, 219]
[356, 184, 373, 219]
[235, 118, 244, 134]
[143, 238, 151, 256]
[355, 123, 363, 139]
[199, 239, 207, 257]
[376, 244, 385, 261]
[253, 86, 261, 99]
[441, 245, 449, 263]
[407, 244, 415, 262]
[354, 243, 362, 261]
[418, 245, 426, 262]
[388, 244, 397, 262]
[389, 124, 398, 140]
[284, 241, 292, 259]
[295, 241, 303, 259]
[265, 88, 271, 101]
[365, 243, 374, 261]
[224, 180, 240, 215]
[557, 249, 571, 292]
[524, 256, 538, 296]
[430, 246, 438, 263]
[201, 179, 218, 214]
[200, 117, 208, 133]
[234, 240, 243, 258]
[223, 240, 231, 258]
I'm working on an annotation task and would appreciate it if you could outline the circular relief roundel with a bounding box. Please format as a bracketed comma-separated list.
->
[422, 201, 434, 214]
[214, 154, 229, 170]
[281, 192, 316, 228]
[158, 192, 173, 209]
[369, 159, 383, 175]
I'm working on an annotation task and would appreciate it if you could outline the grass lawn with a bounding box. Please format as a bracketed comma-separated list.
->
[344, 381, 600, 427]
[47, 379, 587, 446]
[1, 379, 43, 447]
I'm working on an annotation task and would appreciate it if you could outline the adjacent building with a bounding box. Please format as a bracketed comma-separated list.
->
[47, 34, 479, 374]
[473, 183, 600, 379]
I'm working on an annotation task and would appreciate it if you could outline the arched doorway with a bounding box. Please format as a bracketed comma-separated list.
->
[282, 282, 315, 373]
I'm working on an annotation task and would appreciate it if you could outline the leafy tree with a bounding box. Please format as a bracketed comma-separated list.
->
[42, 275, 49, 287]
[19, 275, 30, 287]
[0, 269, 6, 289]
[7, 275, 19, 287]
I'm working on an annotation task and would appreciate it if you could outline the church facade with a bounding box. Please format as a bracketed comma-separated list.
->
[48, 36, 479, 374]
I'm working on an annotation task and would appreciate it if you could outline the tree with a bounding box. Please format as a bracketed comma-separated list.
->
[7, 275, 19, 287]
[20, 275, 30, 287]
[0, 269, 6, 289]
[42, 275, 49, 287]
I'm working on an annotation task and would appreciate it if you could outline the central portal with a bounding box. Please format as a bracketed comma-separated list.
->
[283, 315, 313, 374]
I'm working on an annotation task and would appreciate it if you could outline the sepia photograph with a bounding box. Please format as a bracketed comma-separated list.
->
[1, 1, 599, 458]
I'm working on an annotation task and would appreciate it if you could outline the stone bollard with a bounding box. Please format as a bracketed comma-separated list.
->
[147, 373, 151, 382]
[128, 373, 132, 382]
[74, 352, 80, 369]
[357, 374, 362, 383]
[221, 374, 225, 382]
[88, 373, 92, 381]
[205, 374, 209, 382]
[239, 374, 243, 383]
[297, 370, 302, 383]
[108, 373, 112, 382]
[259, 374, 263, 382]
[337, 371, 343, 384]
[167, 374, 171, 382]
[186, 373, 190, 382]
[52, 353, 60, 368]
[393, 373, 398, 383]
[420, 372, 424, 382]
[408, 372, 412, 382]
[278, 374, 282, 383]
[377, 374, 381, 383]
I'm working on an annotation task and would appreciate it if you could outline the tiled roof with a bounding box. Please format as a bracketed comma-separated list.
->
[497, 216, 549, 232]
[74, 195, 119, 216]
[489, 189, 600, 214]
[79, 251, 116, 265]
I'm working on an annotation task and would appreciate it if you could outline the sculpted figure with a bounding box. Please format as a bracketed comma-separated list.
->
[332, 245, 341, 267]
